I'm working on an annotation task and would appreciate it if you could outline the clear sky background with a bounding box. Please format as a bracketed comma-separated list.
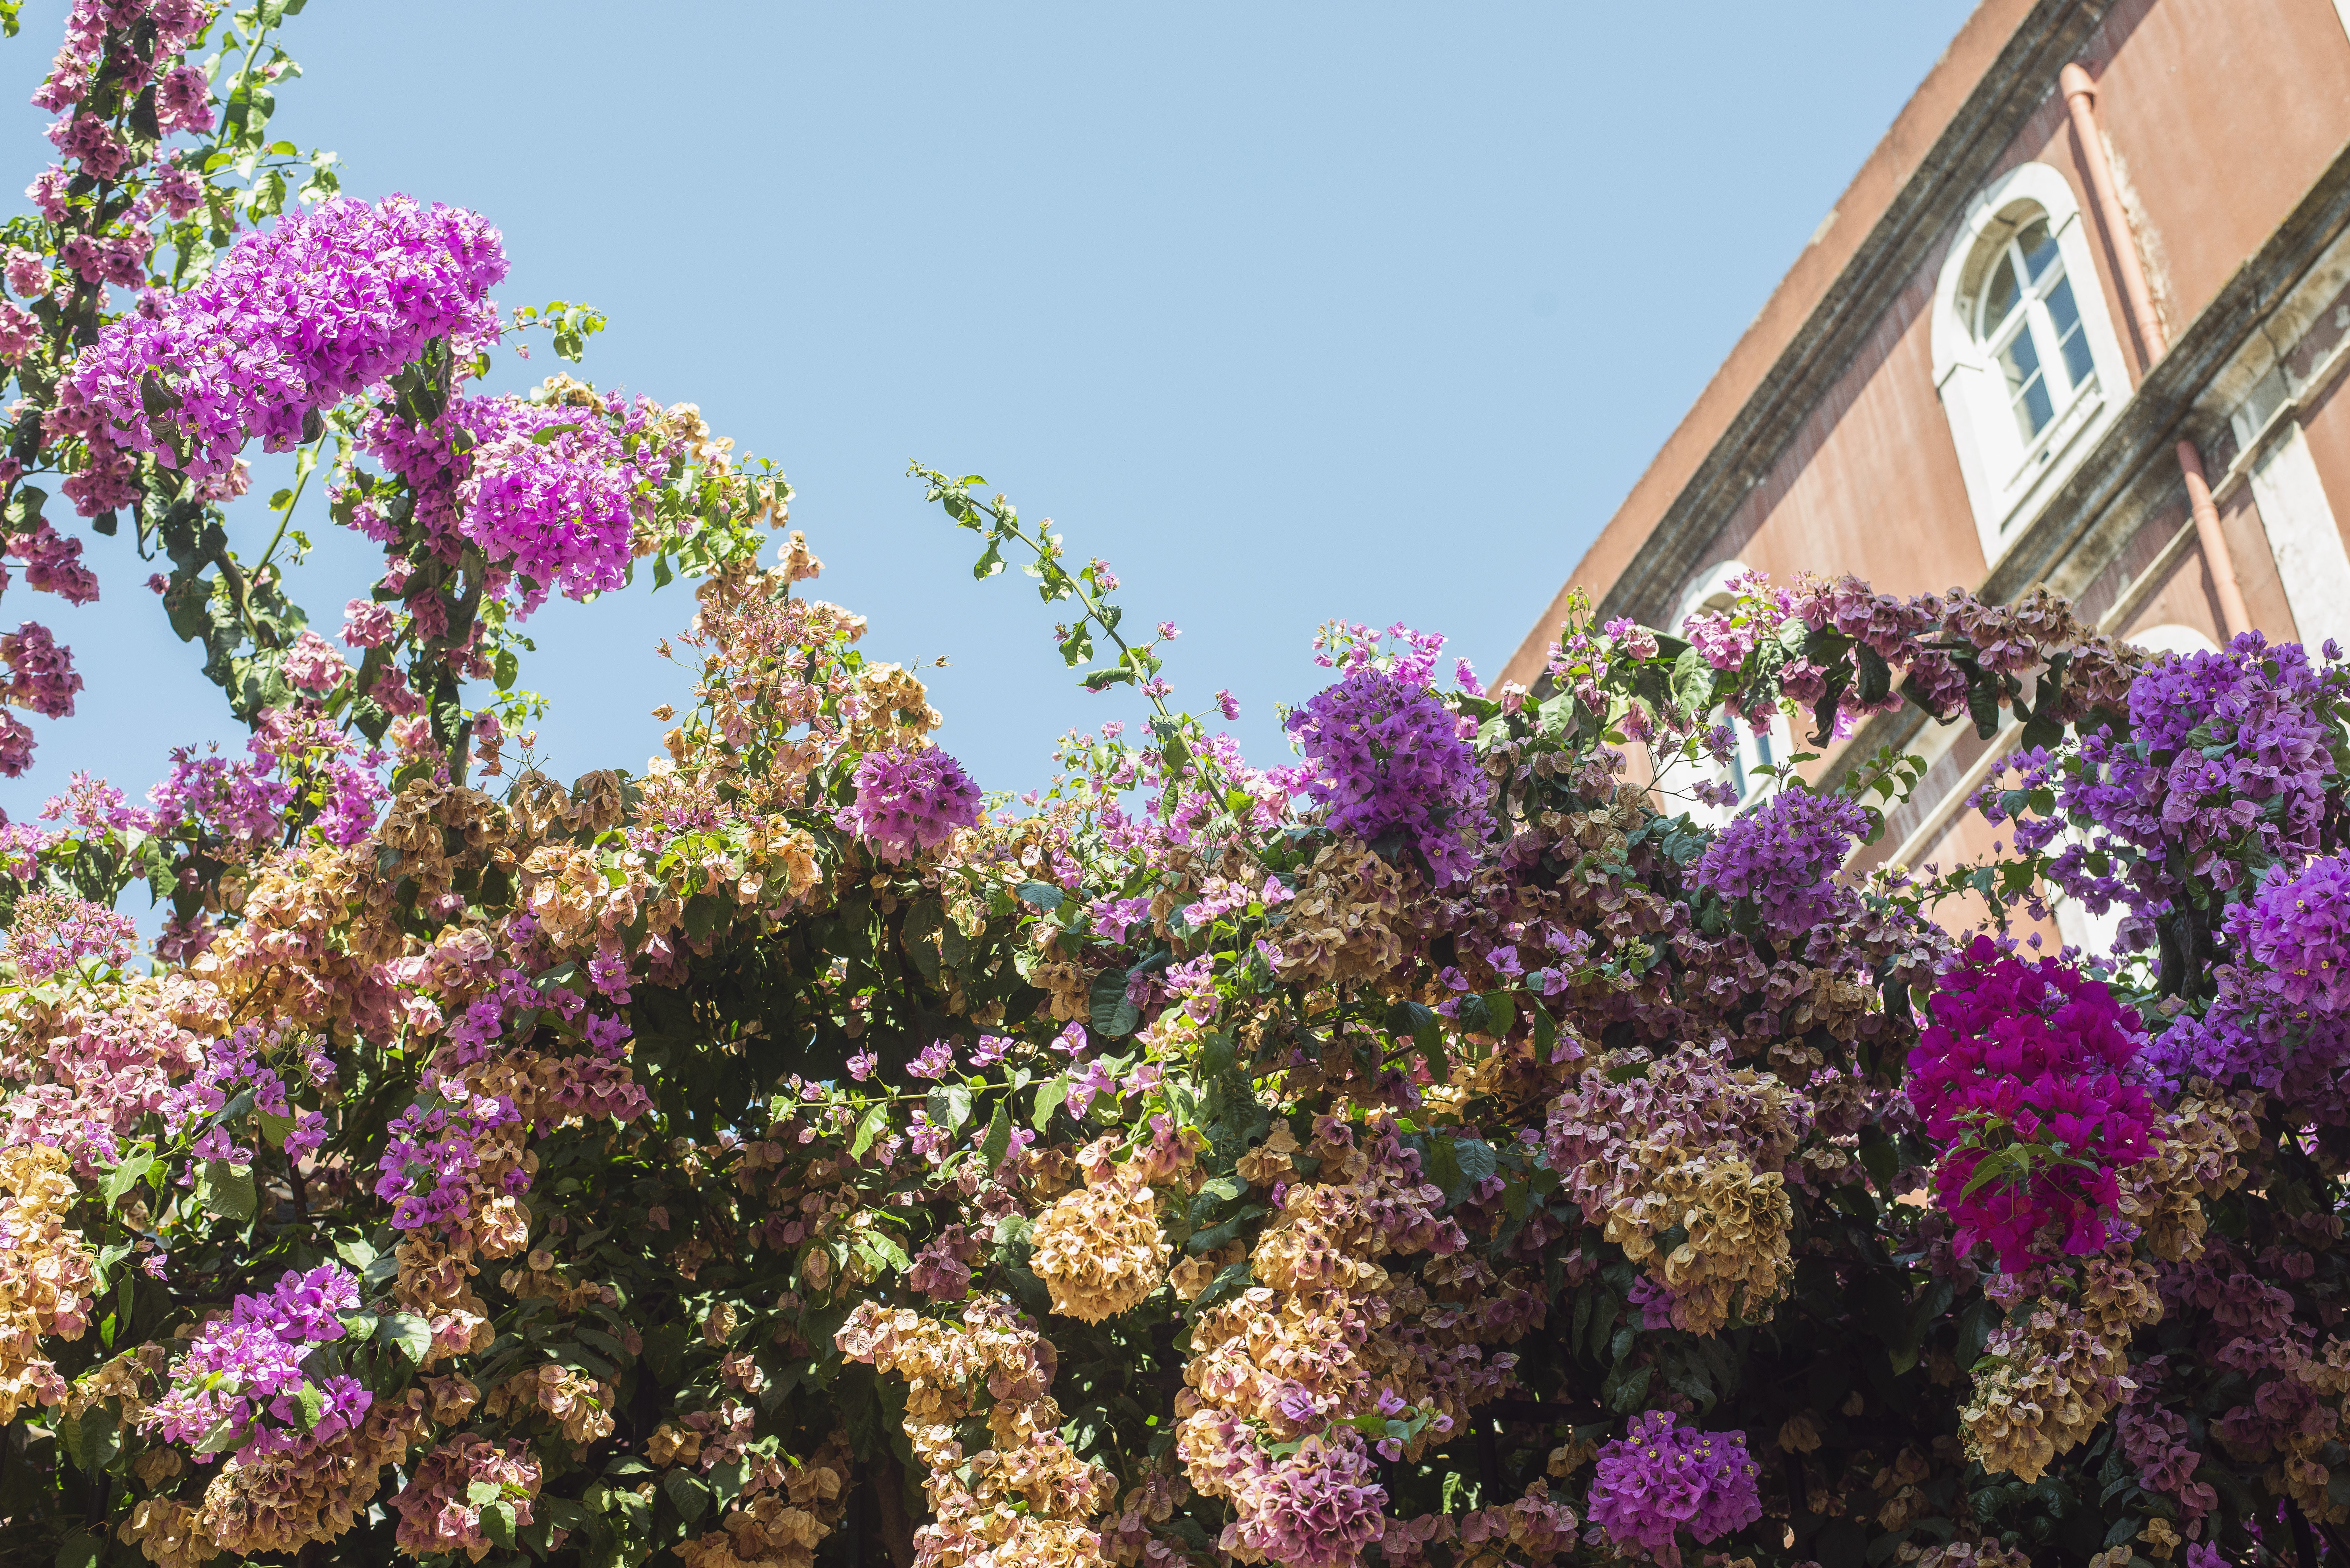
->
[0, 0, 1977, 822]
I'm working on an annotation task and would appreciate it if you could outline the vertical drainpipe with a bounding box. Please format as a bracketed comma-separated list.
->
[2060, 62, 2252, 639]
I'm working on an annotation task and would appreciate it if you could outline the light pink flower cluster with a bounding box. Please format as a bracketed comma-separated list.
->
[1544, 1047, 1811, 1332]
[837, 1294, 1116, 1567]
[2, 891, 134, 979]
[1177, 1118, 1527, 1568]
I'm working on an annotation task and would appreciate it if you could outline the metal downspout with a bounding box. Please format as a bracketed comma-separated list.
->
[2060, 62, 2251, 639]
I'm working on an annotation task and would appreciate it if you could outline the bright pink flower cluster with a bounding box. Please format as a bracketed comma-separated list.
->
[55, 195, 507, 516]
[0, 621, 81, 722]
[1907, 937, 2158, 1270]
[1584, 1410, 1763, 1566]
[838, 744, 982, 862]
[142, 1265, 370, 1462]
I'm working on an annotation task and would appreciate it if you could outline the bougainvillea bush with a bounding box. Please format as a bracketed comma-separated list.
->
[9, 9, 2350, 1568]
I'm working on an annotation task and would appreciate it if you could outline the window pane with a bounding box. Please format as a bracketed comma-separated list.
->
[1996, 323, 2041, 395]
[2045, 277, 2096, 388]
[1982, 255, 2020, 335]
[2017, 217, 2059, 281]
[1999, 327, 2053, 439]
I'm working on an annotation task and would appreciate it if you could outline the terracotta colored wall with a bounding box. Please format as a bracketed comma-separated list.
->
[1524, 0, 2350, 687]
[1694, 272, 1987, 605]
[2290, 364, 2350, 565]
[2114, 534, 2232, 647]
[1504, 0, 2049, 676]
[2077, 0, 2350, 342]
[1668, 0, 2350, 633]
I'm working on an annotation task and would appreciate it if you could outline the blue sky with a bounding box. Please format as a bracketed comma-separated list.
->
[0, 0, 1975, 821]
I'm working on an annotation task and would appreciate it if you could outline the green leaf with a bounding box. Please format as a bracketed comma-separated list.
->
[483, 1498, 518, 1548]
[379, 1312, 434, 1366]
[980, 1102, 1012, 1169]
[928, 1082, 974, 1133]
[682, 892, 727, 942]
[294, 1381, 325, 1431]
[102, 1150, 153, 1205]
[62, 1406, 121, 1475]
[1386, 999, 1444, 1078]
[1089, 968, 1140, 1038]
[1527, 997, 1559, 1060]
[663, 1469, 710, 1523]
[849, 1102, 889, 1159]
[1479, 991, 1517, 1038]
[1030, 1076, 1067, 1131]
[1192, 1259, 1253, 1310]
[493, 647, 519, 692]
[194, 1159, 257, 1222]
[1670, 644, 1715, 712]
[1452, 1137, 1498, 1188]
[1015, 880, 1064, 912]
[53, 1531, 98, 1568]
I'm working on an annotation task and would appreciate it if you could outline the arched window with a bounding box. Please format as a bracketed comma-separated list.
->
[1931, 164, 2133, 566]
[1974, 214, 2096, 450]
[1675, 561, 1794, 827]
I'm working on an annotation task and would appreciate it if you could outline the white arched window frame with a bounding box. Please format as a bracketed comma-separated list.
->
[1675, 560, 1796, 828]
[2050, 623, 2218, 959]
[1931, 164, 2133, 568]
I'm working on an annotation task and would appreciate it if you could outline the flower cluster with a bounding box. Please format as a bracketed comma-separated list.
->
[1689, 786, 1870, 935]
[1907, 939, 2158, 1270]
[836, 743, 983, 863]
[142, 1265, 368, 1462]
[1544, 1047, 1809, 1333]
[837, 1295, 1117, 1567]
[1029, 1131, 1187, 1323]
[2, 891, 136, 979]
[1959, 1254, 2162, 1483]
[388, 1435, 544, 1559]
[1284, 624, 1491, 886]
[2043, 634, 2336, 937]
[0, 1145, 94, 1422]
[57, 195, 507, 515]
[1583, 1410, 1763, 1566]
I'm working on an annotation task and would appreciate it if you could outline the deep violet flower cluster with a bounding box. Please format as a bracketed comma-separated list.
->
[1583, 1410, 1763, 1566]
[837, 744, 983, 863]
[1284, 625, 1491, 887]
[1907, 937, 2158, 1271]
[141, 1265, 369, 1462]
[2048, 635, 2334, 931]
[2147, 853, 2350, 1099]
[55, 195, 507, 517]
[1689, 787, 1870, 935]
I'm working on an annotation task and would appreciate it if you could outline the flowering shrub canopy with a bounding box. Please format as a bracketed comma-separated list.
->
[5, 10, 2350, 1568]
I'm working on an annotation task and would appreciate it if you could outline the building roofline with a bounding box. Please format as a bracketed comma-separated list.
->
[1500, 0, 2107, 684]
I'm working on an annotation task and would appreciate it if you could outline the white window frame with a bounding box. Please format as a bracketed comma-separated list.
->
[1931, 163, 2134, 569]
[1674, 560, 1796, 829]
